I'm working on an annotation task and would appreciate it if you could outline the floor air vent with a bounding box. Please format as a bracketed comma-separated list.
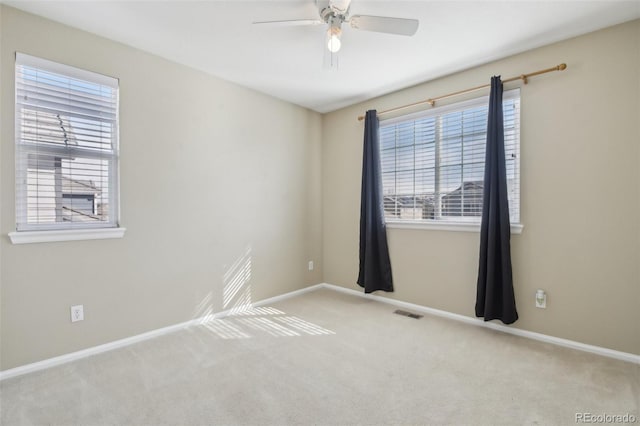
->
[393, 309, 423, 319]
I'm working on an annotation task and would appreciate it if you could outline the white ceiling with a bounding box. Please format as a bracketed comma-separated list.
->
[5, 0, 640, 113]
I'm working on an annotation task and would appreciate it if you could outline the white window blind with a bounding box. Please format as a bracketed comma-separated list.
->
[380, 89, 520, 225]
[15, 53, 119, 232]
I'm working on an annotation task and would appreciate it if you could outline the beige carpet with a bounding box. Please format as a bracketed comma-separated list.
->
[1, 288, 638, 425]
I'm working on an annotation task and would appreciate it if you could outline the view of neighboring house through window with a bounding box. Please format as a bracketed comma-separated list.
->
[379, 89, 520, 225]
[15, 53, 119, 231]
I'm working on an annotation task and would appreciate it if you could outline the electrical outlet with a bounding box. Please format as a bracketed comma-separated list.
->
[535, 290, 547, 309]
[308, 261, 314, 271]
[70, 305, 84, 322]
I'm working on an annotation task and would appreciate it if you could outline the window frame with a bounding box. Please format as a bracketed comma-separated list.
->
[9, 53, 125, 244]
[379, 89, 523, 234]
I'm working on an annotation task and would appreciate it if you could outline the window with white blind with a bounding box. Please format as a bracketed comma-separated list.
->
[12, 53, 122, 242]
[380, 89, 520, 229]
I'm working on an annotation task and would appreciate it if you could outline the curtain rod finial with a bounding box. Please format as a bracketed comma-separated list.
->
[358, 115, 365, 121]
[558, 63, 567, 71]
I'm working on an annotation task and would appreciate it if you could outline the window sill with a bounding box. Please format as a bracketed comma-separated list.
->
[386, 221, 523, 234]
[8, 227, 126, 244]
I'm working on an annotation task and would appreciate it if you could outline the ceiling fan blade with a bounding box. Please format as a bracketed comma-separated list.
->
[252, 19, 323, 27]
[349, 15, 419, 36]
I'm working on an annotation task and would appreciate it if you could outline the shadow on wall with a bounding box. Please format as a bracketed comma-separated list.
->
[192, 245, 334, 339]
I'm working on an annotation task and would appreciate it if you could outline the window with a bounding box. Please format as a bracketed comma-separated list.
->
[12, 53, 122, 243]
[380, 89, 520, 229]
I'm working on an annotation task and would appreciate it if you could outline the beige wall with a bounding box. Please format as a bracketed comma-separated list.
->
[322, 20, 640, 355]
[0, 6, 3, 369]
[0, 6, 323, 370]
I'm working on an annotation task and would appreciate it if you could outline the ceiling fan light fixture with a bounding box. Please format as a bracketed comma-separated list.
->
[254, 0, 419, 66]
[327, 26, 342, 53]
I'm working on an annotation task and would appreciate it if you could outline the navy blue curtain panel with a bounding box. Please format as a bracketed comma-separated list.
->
[357, 110, 394, 293]
[475, 77, 518, 324]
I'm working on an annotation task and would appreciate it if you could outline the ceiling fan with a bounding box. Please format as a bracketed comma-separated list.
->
[253, 0, 419, 54]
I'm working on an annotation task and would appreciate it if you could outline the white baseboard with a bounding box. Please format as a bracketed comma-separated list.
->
[251, 283, 325, 308]
[2, 282, 637, 381]
[0, 318, 199, 381]
[0, 284, 324, 381]
[319, 283, 640, 365]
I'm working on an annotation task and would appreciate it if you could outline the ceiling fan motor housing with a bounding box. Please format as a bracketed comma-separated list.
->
[318, 0, 350, 24]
